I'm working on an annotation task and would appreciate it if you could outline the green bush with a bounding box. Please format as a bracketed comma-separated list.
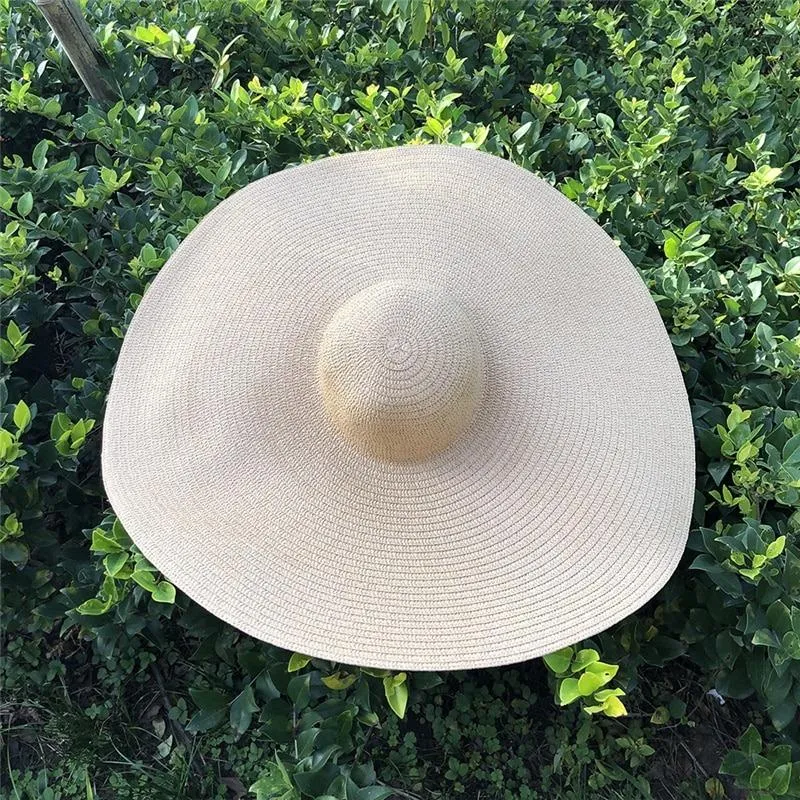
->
[2, 0, 799, 797]
[722, 724, 800, 798]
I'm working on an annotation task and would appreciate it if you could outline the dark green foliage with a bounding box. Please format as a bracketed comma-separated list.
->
[2, 0, 799, 797]
[721, 724, 800, 799]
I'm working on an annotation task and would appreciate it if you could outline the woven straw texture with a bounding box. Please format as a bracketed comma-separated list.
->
[102, 145, 695, 670]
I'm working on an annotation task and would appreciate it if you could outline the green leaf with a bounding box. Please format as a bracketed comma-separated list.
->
[770, 763, 791, 795]
[0, 429, 12, 458]
[558, 677, 580, 705]
[766, 600, 792, 635]
[571, 648, 600, 672]
[151, 581, 176, 604]
[664, 237, 679, 259]
[230, 684, 259, 734]
[189, 687, 228, 711]
[752, 628, 781, 648]
[410, 0, 427, 43]
[738, 724, 762, 756]
[0, 339, 17, 364]
[32, 139, 49, 169]
[76, 597, 112, 615]
[769, 699, 797, 731]
[784, 550, 800, 594]
[288, 674, 311, 709]
[12, 400, 31, 432]
[584, 661, 618, 680]
[111, 518, 129, 543]
[594, 688, 625, 702]
[383, 673, 408, 718]
[17, 192, 33, 217]
[741, 165, 783, 191]
[542, 646, 573, 674]
[77, 575, 118, 614]
[760, 166, 783, 184]
[360, 666, 391, 678]
[782, 631, 800, 659]
[50, 412, 73, 440]
[349, 787, 393, 800]
[763, 668, 792, 707]
[650, 706, 670, 724]
[6, 320, 24, 346]
[249, 759, 297, 800]
[103, 552, 129, 577]
[577, 671, 605, 695]
[411, 671, 443, 689]
[601, 695, 626, 717]
[91, 528, 123, 553]
[0, 541, 29, 564]
[783, 434, 800, 465]
[185, 707, 225, 733]
[739, 568, 761, 580]
[765, 536, 786, 559]
[321, 671, 358, 691]
[720, 749, 752, 780]
[287, 653, 311, 672]
[751, 765, 772, 790]
[596, 112, 614, 135]
[130, 570, 158, 592]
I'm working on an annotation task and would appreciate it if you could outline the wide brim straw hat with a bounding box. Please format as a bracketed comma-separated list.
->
[102, 145, 695, 670]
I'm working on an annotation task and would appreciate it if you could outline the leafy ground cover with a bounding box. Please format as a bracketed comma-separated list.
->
[1, 0, 799, 797]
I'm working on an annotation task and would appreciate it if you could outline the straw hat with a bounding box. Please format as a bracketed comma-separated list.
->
[102, 145, 694, 670]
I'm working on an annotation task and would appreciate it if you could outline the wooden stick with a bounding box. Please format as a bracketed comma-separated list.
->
[34, 0, 116, 104]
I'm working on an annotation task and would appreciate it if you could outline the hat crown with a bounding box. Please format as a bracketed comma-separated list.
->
[318, 280, 485, 461]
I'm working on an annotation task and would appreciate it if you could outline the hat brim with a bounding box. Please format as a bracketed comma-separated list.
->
[102, 145, 694, 670]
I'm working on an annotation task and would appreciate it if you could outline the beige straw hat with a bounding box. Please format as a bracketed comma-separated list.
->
[102, 145, 695, 670]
